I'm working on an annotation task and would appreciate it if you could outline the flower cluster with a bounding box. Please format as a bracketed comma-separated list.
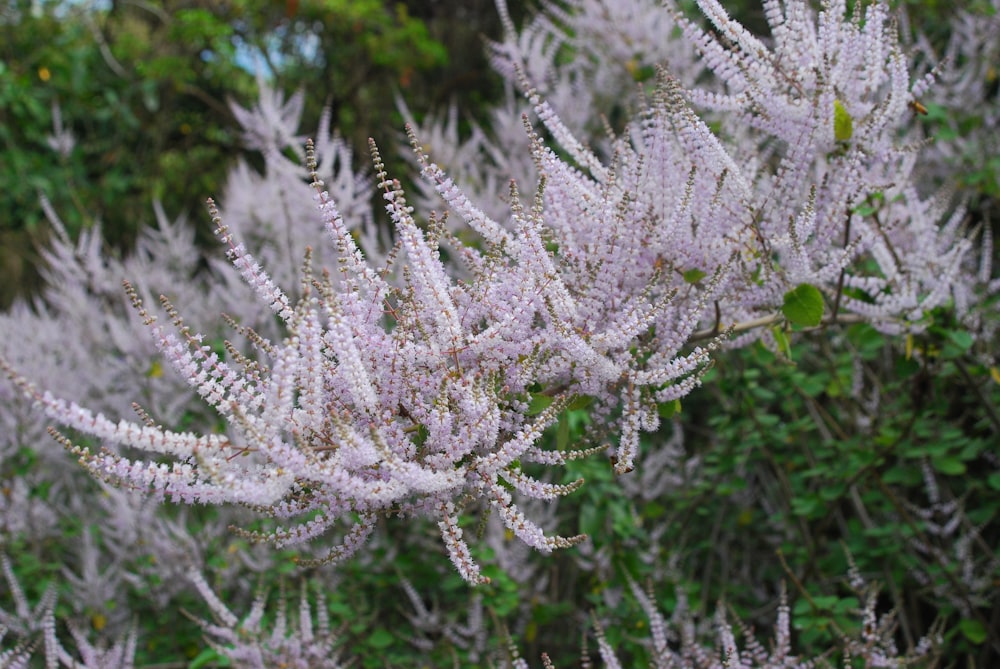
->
[480, 0, 986, 339]
[188, 572, 344, 669]
[2, 0, 993, 590]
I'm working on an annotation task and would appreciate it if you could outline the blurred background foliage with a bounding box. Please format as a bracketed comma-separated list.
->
[0, 0, 527, 308]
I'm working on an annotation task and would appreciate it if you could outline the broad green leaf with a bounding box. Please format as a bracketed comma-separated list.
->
[682, 268, 707, 284]
[946, 330, 974, 351]
[931, 455, 966, 476]
[657, 399, 681, 419]
[368, 628, 395, 649]
[833, 99, 853, 141]
[811, 595, 841, 610]
[959, 618, 987, 644]
[782, 283, 824, 327]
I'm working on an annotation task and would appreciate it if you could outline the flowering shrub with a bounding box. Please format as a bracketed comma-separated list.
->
[1, 0, 998, 665]
[187, 572, 345, 669]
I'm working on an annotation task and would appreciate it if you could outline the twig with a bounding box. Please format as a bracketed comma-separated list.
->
[689, 311, 866, 342]
[776, 548, 847, 639]
[953, 357, 1000, 434]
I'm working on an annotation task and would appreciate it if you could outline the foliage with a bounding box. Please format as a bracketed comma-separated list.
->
[0, 0, 524, 309]
[201, 0, 449, 151]
[649, 322, 999, 664]
[0, 0, 254, 306]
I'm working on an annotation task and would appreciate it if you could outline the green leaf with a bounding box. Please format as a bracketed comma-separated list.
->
[657, 399, 681, 419]
[771, 325, 791, 358]
[811, 595, 841, 610]
[931, 455, 966, 476]
[367, 628, 395, 649]
[327, 599, 354, 617]
[189, 648, 228, 668]
[527, 393, 554, 415]
[627, 61, 657, 82]
[782, 284, 824, 327]
[791, 496, 819, 517]
[959, 618, 988, 644]
[412, 423, 429, 448]
[852, 201, 879, 216]
[946, 329, 974, 352]
[833, 99, 853, 141]
[556, 411, 570, 451]
[882, 464, 921, 486]
[579, 502, 600, 537]
[682, 268, 707, 284]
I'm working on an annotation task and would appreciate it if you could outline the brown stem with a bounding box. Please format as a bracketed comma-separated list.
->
[689, 312, 866, 342]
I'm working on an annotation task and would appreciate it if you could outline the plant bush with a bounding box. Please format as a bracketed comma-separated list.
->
[1, 0, 998, 667]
